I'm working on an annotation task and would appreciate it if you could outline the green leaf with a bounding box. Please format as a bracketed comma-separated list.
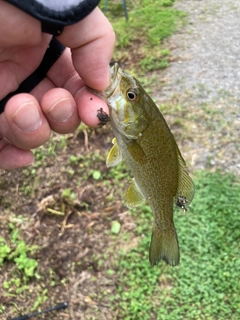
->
[92, 170, 101, 180]
[111, 221, 121, 234]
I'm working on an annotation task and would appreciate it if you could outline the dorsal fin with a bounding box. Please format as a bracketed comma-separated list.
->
[175, 144, 195, 206]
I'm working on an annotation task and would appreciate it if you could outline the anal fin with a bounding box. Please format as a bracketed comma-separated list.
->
[125, 178, 145, 208]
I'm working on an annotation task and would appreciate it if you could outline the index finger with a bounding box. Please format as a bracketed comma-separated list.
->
[57, 7, 115, 91]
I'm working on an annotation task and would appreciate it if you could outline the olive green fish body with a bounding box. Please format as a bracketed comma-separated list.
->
[104, 64, 194, 266]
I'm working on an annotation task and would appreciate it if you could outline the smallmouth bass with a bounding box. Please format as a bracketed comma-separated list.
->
[99, 63, 194, 266]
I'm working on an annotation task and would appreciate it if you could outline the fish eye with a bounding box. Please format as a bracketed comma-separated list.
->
[127, 90, 138, 101]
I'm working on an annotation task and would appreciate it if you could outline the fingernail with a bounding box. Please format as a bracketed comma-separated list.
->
[13, 102, 42, 132]
[48, 98, 74, 122]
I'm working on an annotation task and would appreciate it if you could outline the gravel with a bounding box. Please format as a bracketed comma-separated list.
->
[160, 0, 240, 104]
[155, 0, 240, 175]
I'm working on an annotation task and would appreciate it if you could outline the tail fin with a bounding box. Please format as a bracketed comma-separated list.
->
[149, 225, 180, 266]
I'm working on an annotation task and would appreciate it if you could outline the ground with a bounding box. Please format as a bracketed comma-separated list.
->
[1, 127, 123, 319]
[1, 0, 240, 319]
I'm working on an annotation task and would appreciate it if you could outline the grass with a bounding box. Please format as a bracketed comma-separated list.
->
[102, 0, 186, 73]
[114, 171, 240, 319]
[0, 216, 39, 295]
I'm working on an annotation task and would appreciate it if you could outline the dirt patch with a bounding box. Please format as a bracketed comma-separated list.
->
[0, 128, 126, 320]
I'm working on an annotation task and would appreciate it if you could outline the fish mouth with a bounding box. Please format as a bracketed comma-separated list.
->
[104, 63, 122, 99]
[87, 63, 122, 101]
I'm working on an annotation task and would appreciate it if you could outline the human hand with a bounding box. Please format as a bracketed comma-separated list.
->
[0, 1, 115, 169]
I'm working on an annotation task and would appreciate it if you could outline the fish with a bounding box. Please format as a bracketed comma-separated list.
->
[97, 63, 195, 266]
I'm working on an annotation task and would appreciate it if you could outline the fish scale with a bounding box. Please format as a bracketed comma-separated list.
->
[102, 63, 195, 266]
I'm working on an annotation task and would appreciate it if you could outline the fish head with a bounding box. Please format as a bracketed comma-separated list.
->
[105, 63, 149, 139]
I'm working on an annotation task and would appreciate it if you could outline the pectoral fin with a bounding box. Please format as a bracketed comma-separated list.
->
[175, 145, 195, 207]
[125, 178, 145, 208]
[106, 138, 122, 167]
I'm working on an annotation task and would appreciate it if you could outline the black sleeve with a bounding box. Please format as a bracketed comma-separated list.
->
[3, 0, 101, 35]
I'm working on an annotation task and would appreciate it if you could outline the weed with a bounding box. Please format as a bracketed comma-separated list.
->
[104, 0, 186, 73]
[31, 288, 48, 310]
[111, 220, 121, 234]
[0, 237, 11, 263]
[92, 170, 102, 180]
[0, 304, 5, 313]
[62, 188, 77, 201]
[9, 240, 38, 278]
[32, 142, 57, 168]
[140, 57, 169, 71]
[115, 171, 240, 319]
[69, 155, 79, 165]
[1, 219, 39, 293]
[108, 162, 129, 182]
